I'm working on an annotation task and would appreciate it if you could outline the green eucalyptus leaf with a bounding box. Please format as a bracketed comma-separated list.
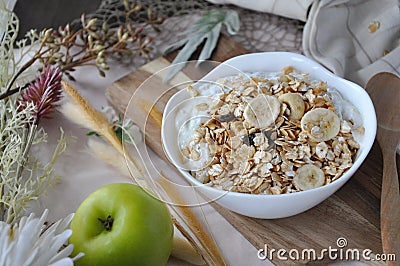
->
[196, 23, 222, 66]
[224, 10, 240, 35]
[163, 9, 240, 82]
[164, 36, 205, 82]
[163, 38, 188, 55]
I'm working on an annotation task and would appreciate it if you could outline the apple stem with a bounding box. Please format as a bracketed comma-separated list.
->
[98, 215, 114, 231]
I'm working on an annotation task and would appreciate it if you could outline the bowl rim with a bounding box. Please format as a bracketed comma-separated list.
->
[161, 51, 377, 199]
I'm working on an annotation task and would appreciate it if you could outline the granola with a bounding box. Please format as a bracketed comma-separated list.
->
[178, 68, 364, 194]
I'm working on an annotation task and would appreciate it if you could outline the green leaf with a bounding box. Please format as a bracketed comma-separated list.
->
[223, 10, 240, 35]
[163, 36, 205, 82]
[163, 38, 188, 55]
[114, 126, 123, 142]
[86, 131, 100, 136]
[163, 10, 240, 82]
[196, 23, 221, 66]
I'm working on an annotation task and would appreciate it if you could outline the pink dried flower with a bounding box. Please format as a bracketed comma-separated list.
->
[18, 66, 63, 124]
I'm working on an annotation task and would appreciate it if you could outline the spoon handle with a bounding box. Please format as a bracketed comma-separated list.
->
[378, 130, 400, 264]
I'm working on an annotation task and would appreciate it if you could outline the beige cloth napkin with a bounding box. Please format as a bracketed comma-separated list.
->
[303, 0, 400, 87]
[207, 0, 313, 21]
[208, 0, 400, 87]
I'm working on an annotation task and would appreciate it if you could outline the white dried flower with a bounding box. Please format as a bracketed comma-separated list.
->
[0, 210, 83, 266]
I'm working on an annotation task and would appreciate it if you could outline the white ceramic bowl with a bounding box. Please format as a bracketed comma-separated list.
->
[161, 52, 376, 219]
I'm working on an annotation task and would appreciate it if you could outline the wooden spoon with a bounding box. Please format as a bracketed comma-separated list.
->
[365, 72, 400, 263]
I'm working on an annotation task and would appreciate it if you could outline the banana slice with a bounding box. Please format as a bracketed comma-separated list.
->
[293, 164, 325, 191]
[300, 108, 340, 142]
[243, 94, 281, 128]
[278, 93, 305, 120]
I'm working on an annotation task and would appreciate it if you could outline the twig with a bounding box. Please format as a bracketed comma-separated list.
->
[0, 83, 29, 101]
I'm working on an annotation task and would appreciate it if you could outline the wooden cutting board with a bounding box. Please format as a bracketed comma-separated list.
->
[106, 36, 389, 265]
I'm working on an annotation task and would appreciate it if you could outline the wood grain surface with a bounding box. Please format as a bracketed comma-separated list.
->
[106, 35, 392, 265]
[366, 73, 400, 266]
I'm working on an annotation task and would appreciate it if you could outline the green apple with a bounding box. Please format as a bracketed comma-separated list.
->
[69, 183, 174, 266]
